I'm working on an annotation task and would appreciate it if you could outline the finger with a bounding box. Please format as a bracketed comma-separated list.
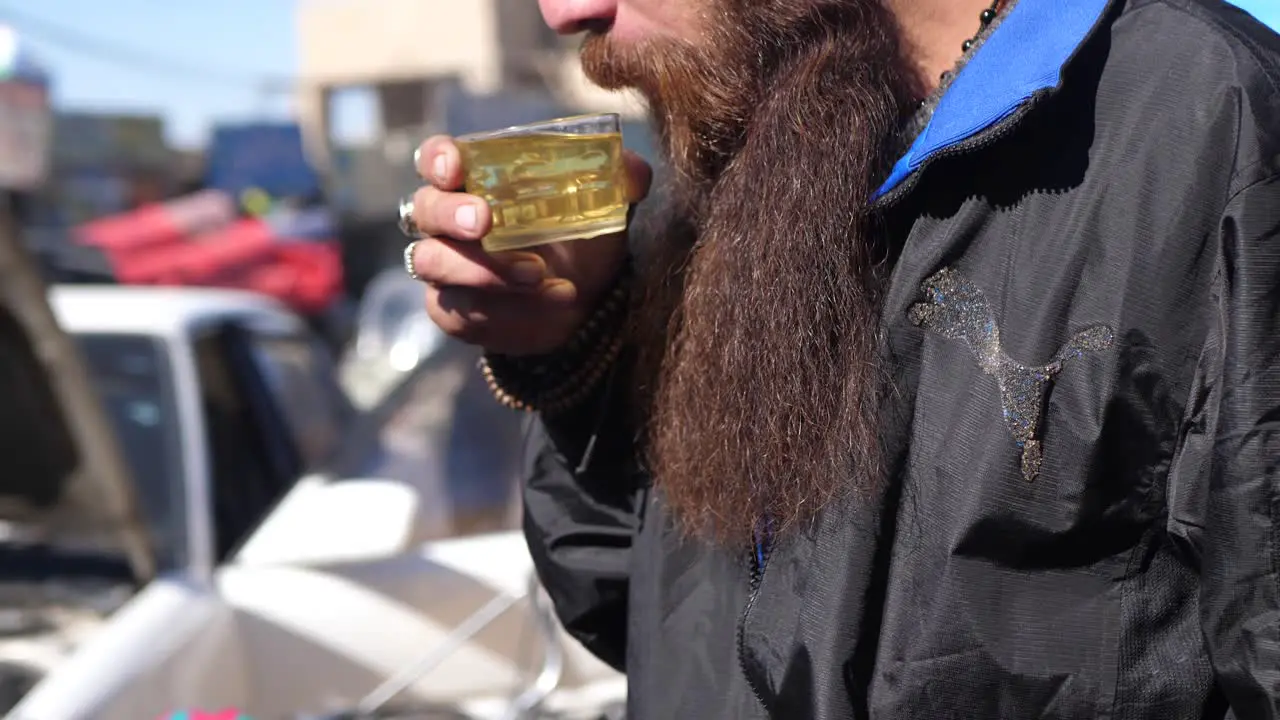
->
[427, 283, 582, 354]
[415, 135, 465, 190]
[411, 185, 492, 241]
[424, 284, 476, 339]
[621, 150, 654, 204]
[412, 238, 548, 289]
[426, 285, 512, 344]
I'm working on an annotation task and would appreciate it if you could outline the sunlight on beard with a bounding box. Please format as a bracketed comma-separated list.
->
[607, 0, 914, 544]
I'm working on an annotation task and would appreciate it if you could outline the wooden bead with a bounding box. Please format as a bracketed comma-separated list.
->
[479, 267, 632, 414]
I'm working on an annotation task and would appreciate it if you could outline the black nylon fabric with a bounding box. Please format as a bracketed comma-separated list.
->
[521, 0, 1280, 717]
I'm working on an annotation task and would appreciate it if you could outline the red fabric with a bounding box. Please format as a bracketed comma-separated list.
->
[80, 211, 345, 315]
[111, 219, 275, 285]
[76, 204, 185, 255]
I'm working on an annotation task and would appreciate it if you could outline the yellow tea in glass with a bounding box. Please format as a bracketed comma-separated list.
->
[457, 113, 628, 253]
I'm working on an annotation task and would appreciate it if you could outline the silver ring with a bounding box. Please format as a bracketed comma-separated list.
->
[398, 197, 422, 239]
[404, 240, 421, 281]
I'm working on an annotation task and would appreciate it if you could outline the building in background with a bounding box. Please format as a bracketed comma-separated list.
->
[295, 0, 654, 220]
[47, 112, 172, 225]
[0, 24, 52, 197]
[295, 0, 645, 142]
[0, 29, 174, 229]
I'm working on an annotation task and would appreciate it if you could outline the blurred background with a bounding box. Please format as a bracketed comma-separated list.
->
[6, 0, 663, 305]
[0, 1, 1274, 718]
[0, 0, 669, 553]
[0, 4, 669, 714]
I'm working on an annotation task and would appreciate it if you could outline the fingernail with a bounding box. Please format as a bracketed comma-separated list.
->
[455, 204, 477, 231]
[509, 259, 545, 285]
[433, 153, 449, 182]
[413, 147, 421, 168]
[540, 280, 577, 302]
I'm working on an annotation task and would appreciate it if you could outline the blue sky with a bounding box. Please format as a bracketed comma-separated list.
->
[1234, 0, 1280, 29]
[0, 0, 299, 148]
[1, 0, 1277, 150]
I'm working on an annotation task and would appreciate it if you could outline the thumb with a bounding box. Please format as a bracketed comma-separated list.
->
[622, 150, 654, 204]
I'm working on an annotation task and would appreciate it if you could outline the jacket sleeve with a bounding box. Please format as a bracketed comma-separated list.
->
[1171, 173, 1280, 718]
[521, 361, 642, 672]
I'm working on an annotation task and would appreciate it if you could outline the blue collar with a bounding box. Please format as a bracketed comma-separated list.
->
[875, 0, 1111, 199]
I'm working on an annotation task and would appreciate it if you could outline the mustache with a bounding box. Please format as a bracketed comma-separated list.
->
[579, 29, 757, 189]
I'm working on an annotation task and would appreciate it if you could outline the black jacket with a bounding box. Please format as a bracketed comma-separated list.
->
[522, 0, 1280, 717]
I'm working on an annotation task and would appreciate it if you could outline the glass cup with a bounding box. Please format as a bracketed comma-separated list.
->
[456, 113, 628, 253]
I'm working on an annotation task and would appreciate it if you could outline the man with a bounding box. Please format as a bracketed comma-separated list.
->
[404, 0, 1280, 716]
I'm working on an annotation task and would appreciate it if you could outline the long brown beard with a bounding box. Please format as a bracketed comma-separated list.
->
[583, 0, 916, 544]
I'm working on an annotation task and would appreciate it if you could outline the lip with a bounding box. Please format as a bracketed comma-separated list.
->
[580, 18, 614, 34]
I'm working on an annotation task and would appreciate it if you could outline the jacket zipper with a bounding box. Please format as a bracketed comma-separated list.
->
[732, 92, 1049, 712]
[737, 524, 773, 710]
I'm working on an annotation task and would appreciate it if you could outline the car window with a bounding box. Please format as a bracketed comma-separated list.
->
[74, 333, 186, 571]
[193, 326, 302, 560]
[246, 333, 351, 472]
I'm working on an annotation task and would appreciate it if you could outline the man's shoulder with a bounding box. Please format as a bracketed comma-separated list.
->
[1123, 0, 1280, 58]
[1108, 0, 1280, 184]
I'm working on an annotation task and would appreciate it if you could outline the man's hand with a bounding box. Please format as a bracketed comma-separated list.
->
[409, 135, 652, 356]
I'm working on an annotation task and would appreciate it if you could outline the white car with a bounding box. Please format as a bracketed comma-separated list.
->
[49, 285, 359, 576]
[0, 285, 357, 706]
[1, 285, 624, 720]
